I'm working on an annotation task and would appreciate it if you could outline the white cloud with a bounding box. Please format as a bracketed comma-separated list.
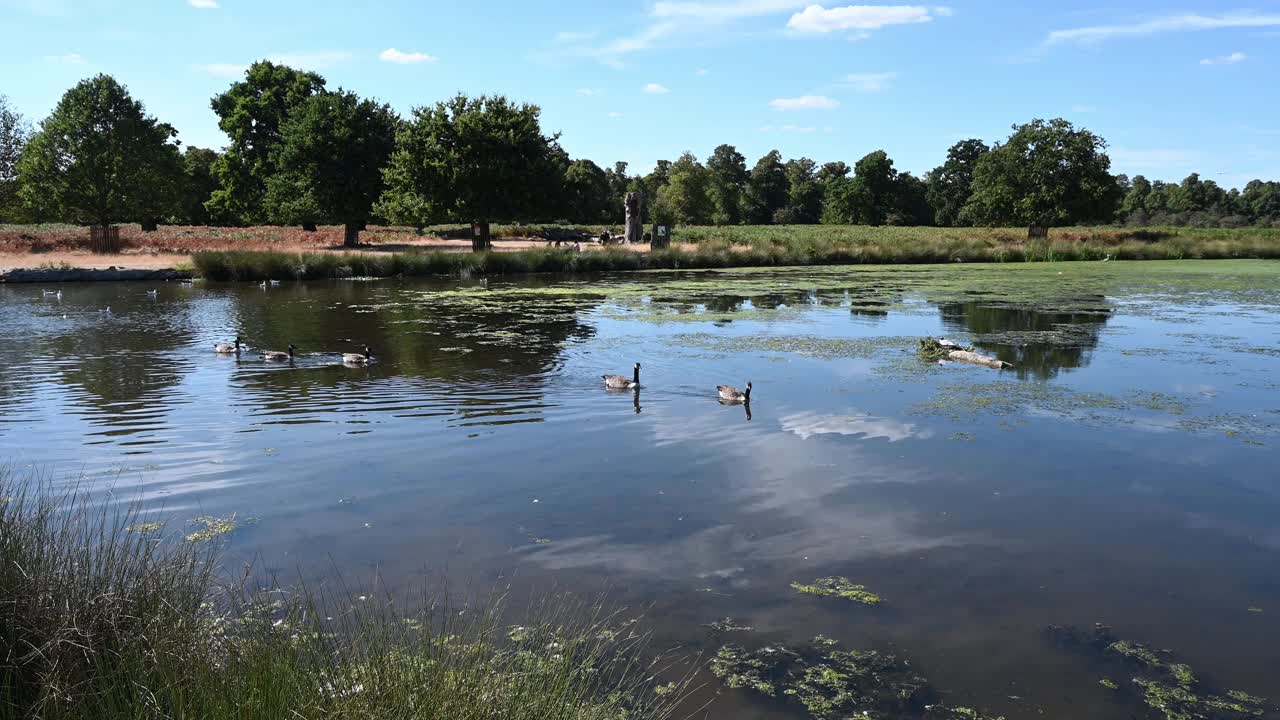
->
[197, 63, 248, 77]
[379, 48, 438, 64]
[45, 53, 85, 64]
[643, 82, 671, 94]
[1045, 12, 1280, 46]
[188, 0, 218, 8]
[787, 4, 938, 34]
[267, 51, 353, 71]
[781, 412, 929, 442]
[576, 88, 602, 96]
[1200, 51, 1247, 65]
[843, 71, 898, 92]
[696, 68, 710, 76]
[769, 94, 839, 110]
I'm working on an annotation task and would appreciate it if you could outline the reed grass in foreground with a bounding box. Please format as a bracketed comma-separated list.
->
[0, 471, 698, 720]
[191, 228, 1280, 281]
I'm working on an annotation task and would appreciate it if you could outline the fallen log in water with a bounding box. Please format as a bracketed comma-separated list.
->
[918, 337, 1013, 370]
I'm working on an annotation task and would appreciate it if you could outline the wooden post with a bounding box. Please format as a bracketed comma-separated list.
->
[650, 223, 671, 250]
[471, 221, 491, 252]
[624, 192, 643, 245]
[1027, 225, 1048, 240]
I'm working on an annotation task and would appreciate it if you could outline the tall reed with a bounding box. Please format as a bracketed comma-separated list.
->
[0, 469, 698, 720]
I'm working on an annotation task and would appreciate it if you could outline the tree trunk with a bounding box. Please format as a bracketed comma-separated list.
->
[415, 225, 425, 236]
[302, 222, 318, 232]
[624, 192, 643, 245]
[344, 222, 360, 248]
[141, 218, 158, 232]
[471, 221, 491, 252]
[1027, 225, 1048, 240]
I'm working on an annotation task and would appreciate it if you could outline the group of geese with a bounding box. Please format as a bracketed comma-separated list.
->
[214, 337, 374, 366]
[602, 362, 753, 404]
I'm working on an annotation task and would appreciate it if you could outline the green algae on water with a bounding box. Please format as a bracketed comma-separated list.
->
[711, 636, 1004, 720]
[185, 515, 238, 542]
[791, 577, 882, 605]
[127, 521, 165, 534]
[1048, 623, 1267, 720]
[702, 617, 754, 633]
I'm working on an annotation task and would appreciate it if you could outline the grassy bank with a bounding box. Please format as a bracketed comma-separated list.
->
[0, 471, 695, 720]
[192, 226, 1280, 281]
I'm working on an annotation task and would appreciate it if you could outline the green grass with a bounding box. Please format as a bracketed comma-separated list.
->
[191, 225, 1280, 281]
[0, 469, 697, 720]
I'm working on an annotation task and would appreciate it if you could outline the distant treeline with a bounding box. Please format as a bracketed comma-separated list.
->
[1, 64, 1278, 247]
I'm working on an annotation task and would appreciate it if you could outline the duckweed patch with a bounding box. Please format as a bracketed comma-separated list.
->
[711, 637, 1003, 720]
[127, 521, 165, 534]
[791, 577, 883, 605]
[702, 617, 754, 633]
[185, 515, 238, 542]
[1048, 623, 1268, 720]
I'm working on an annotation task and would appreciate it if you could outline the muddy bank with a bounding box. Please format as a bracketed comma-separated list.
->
[0, 266, 192, 283]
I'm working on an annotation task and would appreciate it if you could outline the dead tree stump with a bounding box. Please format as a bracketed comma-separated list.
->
[624, 192, 643, 245]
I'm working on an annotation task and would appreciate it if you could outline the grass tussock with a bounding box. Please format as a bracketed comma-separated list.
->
[190, 225, 1280, 281]
[0, 470, 698, 720]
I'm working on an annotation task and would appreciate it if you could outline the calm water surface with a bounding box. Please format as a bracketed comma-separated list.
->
[3, 260, 1279, 719]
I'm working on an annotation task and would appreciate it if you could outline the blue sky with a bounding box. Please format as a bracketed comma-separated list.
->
[2, 0, 1279, 188]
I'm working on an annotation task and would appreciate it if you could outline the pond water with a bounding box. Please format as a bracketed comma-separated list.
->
[3, 260, 1279, 719]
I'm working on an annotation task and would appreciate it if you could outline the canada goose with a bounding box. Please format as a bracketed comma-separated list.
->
[261, 344, 295, 362]
[98, 306, 111, 315]
[269, 279, 281, 286]
[259, 280, 268, 289]
[717, 382, 752, 403]
[42, 289, 61, 298]
[343, 346, 373, 365]
[214, 336, 242, 354]
[146, 289, 158, 297]
[603, 363, 640, 389]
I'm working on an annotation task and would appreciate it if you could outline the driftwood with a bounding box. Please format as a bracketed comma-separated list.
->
[919, 337, 1013, 370]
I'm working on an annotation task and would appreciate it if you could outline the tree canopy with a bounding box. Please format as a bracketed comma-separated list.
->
[0, 95, 30, 221]
[208, 61, 327, 224]
[377, 94, 564, 239]
[926, 139, 989, 227]
[961, 119, 1120, 228]
[744, 150, 787, 224]
[264, 90, 398, 246]
[16, 75, 181, 227]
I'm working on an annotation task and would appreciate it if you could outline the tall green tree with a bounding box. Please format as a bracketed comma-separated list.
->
[743, 150, 787, 224]
[265, 90, 398, 246]
[1240, 180, 1280, 222]
[604, 161, 632, 222]
[17, 75, 181, 228]
[181, 147, 223, 225]
[816, 161, 850, 186]
[781, 157, 822, 224]
[377, 94, 563, 249]
[654, 152, 712, 225]
[135, 143, 186, 230]
[0, 95, 30, 222]
[706, 144, 748, 225]
[1119, 175, 1152, 218]
[892, 172, 933, 226]
[925, 139, 989, 226]
[961, 118, 1119, 230]
[822, 150, 900, 225]
[208, 61, 326, 225]
[563, 158, 611, 223]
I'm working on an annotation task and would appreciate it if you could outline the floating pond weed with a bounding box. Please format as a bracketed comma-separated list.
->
[791, 577, 883, 605]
